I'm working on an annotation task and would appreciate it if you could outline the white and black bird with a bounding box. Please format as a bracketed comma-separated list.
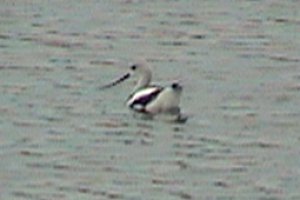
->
[100, 61, 187, 122]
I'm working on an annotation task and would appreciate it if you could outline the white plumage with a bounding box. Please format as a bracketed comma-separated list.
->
[101, 61, 187, 122]
[144, 84, 182, 114]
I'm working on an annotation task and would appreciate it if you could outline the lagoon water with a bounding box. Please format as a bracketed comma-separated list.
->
[1, 0, 300, 199]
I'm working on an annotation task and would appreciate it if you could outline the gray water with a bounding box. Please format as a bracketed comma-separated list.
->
[1, 0, 300, 199]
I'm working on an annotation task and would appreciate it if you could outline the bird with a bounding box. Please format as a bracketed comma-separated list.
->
[100, 61, 187, 122]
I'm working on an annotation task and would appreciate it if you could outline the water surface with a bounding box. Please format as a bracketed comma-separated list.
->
[1, 0, 300, 199]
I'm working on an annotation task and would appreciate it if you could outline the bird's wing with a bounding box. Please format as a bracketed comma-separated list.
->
[127, 86, 163, 111]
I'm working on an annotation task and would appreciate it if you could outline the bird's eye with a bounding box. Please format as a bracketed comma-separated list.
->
[172, 83, 178, 89]
[131, 65, 137, 70]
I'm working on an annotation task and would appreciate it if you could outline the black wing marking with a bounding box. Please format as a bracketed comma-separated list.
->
[128, 86, 163, 112]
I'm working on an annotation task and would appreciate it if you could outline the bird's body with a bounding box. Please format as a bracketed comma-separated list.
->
[100, 61, 187, 122]
[127, 86, 163, 112]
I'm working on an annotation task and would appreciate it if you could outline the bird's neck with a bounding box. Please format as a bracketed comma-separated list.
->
[133, 74, 151, 92]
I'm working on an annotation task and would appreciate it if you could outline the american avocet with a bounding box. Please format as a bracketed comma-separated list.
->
[100, 61, 187, 122]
